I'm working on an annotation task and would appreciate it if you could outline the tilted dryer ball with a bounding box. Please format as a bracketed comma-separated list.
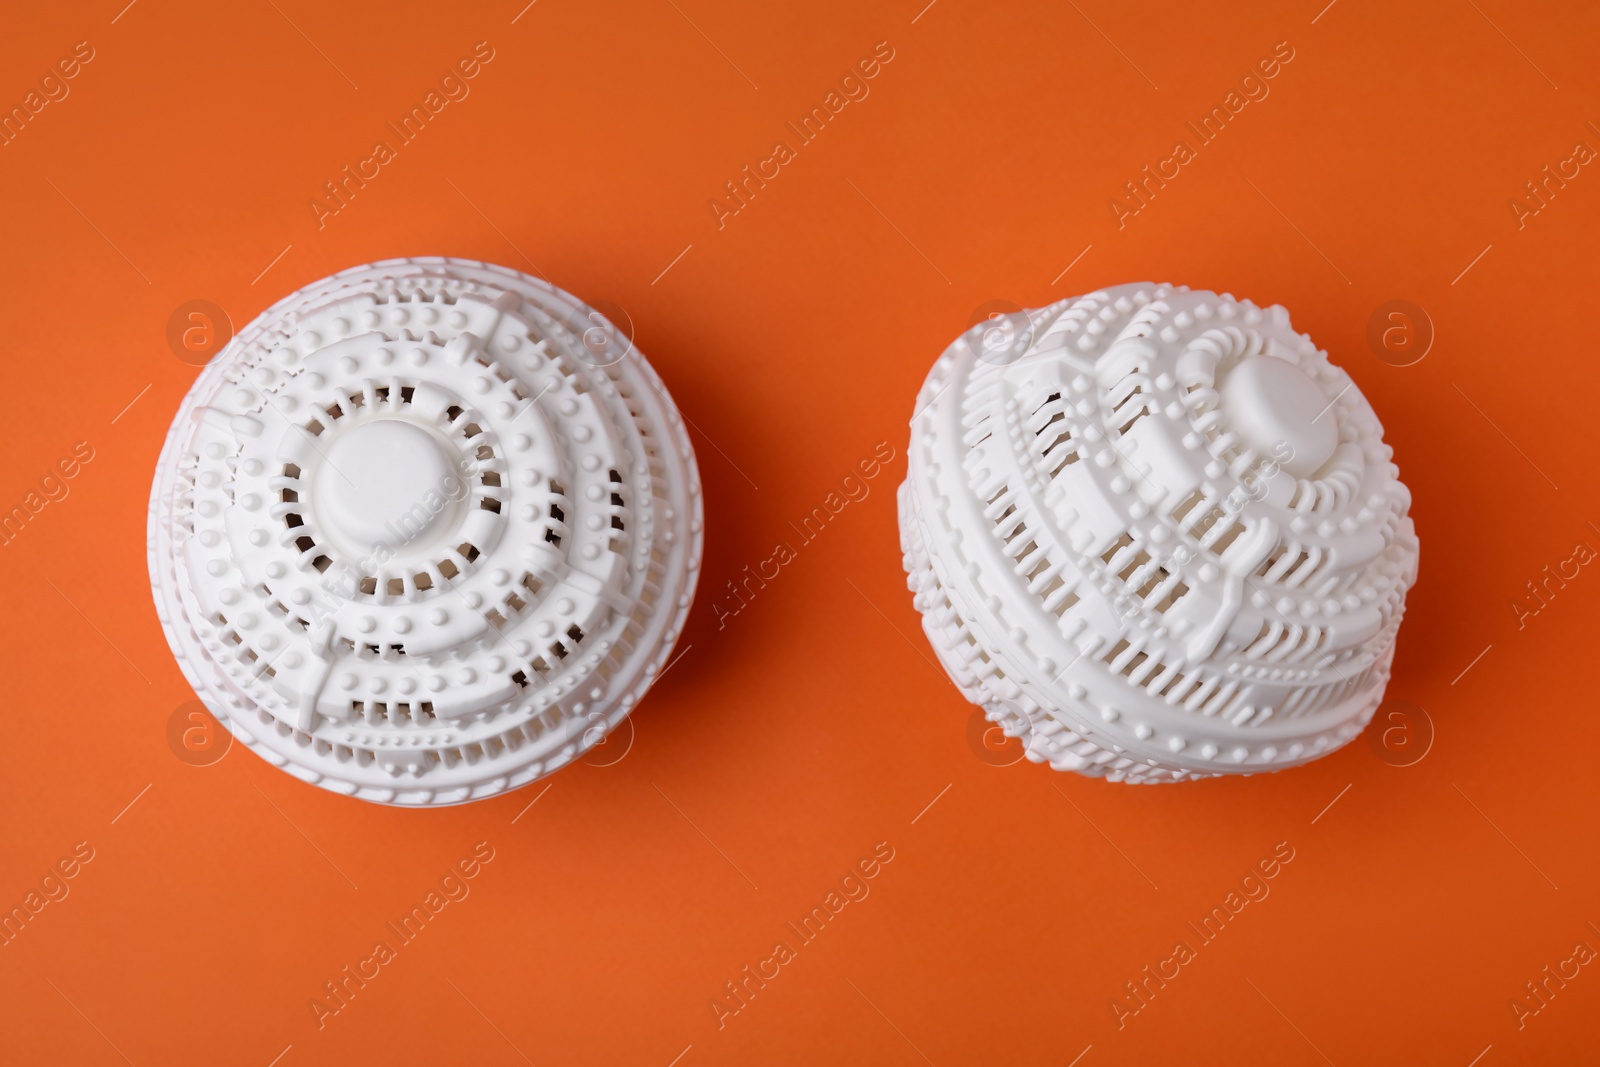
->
[898, 283, 1419, 782]
[148, 258, 702, 805]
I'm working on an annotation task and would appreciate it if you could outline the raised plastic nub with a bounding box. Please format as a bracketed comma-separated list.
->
[314, 419, 458, 553]
[1219, 355, 1338, 479]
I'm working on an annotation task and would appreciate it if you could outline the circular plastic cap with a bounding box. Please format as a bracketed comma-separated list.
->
[148, 258, 702, 806]
[898, 283, 1419, 783]
[315, 419, 459, 551]
[1220, 355, 1338, 478]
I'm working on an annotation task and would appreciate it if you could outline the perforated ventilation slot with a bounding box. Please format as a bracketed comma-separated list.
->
[545, 482, 569, 547]
[1027, 392, 1081, 477]
[350, 701, 437, 725]
[607, 469, 627, 535]
[1240, 619, 1328, 664]
[1178, 497, 1246, 557]
[1254, 540, 1326, 588]
[1108, 370, 1154, 436]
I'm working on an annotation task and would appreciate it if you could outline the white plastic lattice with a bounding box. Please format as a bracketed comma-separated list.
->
[149, 258, 702, 806]
[898, 283, 1419, 783]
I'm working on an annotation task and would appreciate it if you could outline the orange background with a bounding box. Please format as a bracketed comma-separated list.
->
[2, 1, 1598, 1064]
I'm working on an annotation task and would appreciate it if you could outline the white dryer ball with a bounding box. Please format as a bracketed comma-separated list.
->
[898, 283, 1418, 783]
[148, 258, 701, 805]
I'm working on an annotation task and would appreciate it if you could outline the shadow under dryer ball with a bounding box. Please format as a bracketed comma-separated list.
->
[148, 258, 702, 806]
[898, 283, 1419, 783]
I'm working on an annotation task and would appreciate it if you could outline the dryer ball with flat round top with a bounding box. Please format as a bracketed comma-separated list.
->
[898, 283, 1418, 783]
[148, 258, 702, 806]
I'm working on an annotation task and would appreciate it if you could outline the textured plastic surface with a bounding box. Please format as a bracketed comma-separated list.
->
[148, 258, 702, 806]
[899, 283, 1419, 783]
